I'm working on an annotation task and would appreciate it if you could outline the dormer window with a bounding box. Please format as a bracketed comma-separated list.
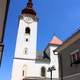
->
[25, 27, 30, 35]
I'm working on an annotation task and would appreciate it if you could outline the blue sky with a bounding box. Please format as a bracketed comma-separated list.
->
[0, 0, 80, 80]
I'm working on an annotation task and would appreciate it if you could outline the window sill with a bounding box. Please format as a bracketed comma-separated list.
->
[71, 59, 80, 67]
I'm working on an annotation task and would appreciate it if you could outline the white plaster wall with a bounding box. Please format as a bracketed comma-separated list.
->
[11, 16, 59, 80]
[12, 45, 59, 80]
[11, 57, 59, 80]
[14, 18, 37, 59]
[44, 45, 59, 79]
[11, 17, 38, 80]
[49, 46, 59, 78]
[11, 59, 50, 80]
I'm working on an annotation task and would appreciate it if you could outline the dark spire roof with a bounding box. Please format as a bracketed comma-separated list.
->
[22, 0, 36, 16]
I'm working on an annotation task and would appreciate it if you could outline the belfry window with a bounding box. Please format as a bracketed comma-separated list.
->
[41, 66, 46, 77]
[25, 27, 30, 34]
[26, 38, 28, 42]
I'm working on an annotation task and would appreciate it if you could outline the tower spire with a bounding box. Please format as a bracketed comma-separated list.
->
[27, 0, 33, 9]
[22, 0, 36, 16]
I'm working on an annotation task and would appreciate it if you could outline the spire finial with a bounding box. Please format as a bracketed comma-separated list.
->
[29, 0, 32, 2]
[22, 0, 36, 16]
[27, 0, 33, 9]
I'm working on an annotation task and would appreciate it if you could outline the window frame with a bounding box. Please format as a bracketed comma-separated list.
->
[24, 48, 28, 55]
[41, 66, 46, 77]
[22, 65, 27, 78]
[25, 27, 30, 35]
[70, 49, 80, 66]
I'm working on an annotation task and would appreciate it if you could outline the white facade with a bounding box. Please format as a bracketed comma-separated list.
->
[14, 16, 37, 60]
[48, 45, 59, 78]
[11, 1, 60, 80]
[11, 37, 59, 80]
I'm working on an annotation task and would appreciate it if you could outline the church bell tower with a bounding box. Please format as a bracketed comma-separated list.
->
[11, 0, 38, 80]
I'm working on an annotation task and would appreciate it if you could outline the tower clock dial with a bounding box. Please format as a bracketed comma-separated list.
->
[23, 16, 33, 23]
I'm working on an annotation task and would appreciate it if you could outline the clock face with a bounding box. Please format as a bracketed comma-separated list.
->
[23, 16, 33, 23]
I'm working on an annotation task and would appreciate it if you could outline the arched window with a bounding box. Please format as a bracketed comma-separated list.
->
[25, 27, 30, 34]
[41, 66, 46, 77]
[22, 65, 27, 77]
[22, 70, 24, 76]
[24, 48, 28, 54]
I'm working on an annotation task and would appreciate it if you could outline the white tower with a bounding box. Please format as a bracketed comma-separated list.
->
[11, 0, 38, 80]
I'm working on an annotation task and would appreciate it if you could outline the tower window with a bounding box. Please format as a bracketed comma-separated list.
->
[23, 70, 24, 76]
[26, 38, 28, 42]
[22, 65, 27, 77]
[24, 48, 28, 54]
[25, 27, 30, 34]
[41, 66, 46, 77]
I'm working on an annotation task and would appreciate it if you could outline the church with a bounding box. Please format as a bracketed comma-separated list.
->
[11, 0, 62, 80]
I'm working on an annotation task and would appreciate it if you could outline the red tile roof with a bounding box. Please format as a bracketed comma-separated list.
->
[50, 36, 62, 45]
